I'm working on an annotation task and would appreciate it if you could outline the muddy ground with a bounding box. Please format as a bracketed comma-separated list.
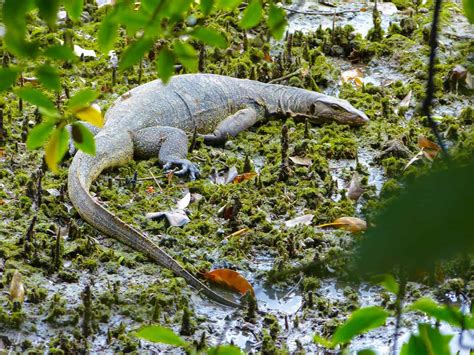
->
[0, 0, 473, 353]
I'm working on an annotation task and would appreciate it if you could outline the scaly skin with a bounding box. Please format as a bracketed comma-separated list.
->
[68, 74, 368, 308]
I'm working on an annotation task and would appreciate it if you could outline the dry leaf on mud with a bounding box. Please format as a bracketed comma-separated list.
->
[203, 269, 255, 296]
[404, 150, 424, 170]
[289, 156, 312, 166]
[146, 191, 191, 227]
[210, 165, 238, 185]
[341, 68, 364, 87]
[285, 214, 314, 228]
[176, 191, 191, 209]
[317, 217, 367, 233]
[233, 172, 257, 184]
[417, 135, 441, 160]
[347, 172, 364, 201]
[9, 270, 25, 304]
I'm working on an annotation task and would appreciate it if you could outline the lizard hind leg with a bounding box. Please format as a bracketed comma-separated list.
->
[132, 125, 200, 180]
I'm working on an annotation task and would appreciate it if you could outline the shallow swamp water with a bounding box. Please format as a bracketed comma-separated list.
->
[0, 0, 473, 353]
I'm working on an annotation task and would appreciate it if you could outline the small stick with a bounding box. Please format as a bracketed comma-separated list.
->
[148, 169, 163, 193]
[268, 68, 302, 84]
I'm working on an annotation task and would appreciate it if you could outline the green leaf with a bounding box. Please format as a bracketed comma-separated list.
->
[15, 87, 55, 110]
[400, 323, 452, 355]
[371, 274, 399, 295]
[216, 0, 241, 10]
[44, 45, 77, 62]
[35, 0, 61, 28]
[116, 8, 149, 36]
[0, 67, 19, 92]
[200, 0, 214, 15]
[156, 47, 175, 84]
[4, 33, 40, 59]
[267, 4, 287, 40]
[408, 297, 465, 328]
[98, 13, 120, 53]
[134, 325, 187, 346]
[239, 0, 263, 30]
[463, 0, 474, 23]
[118, 37, 154, 71]
[165, 0, 193, 17]
[26, 121, 55, 149]
[207, 345, 243, 355]
[332, 307, 389, 345]
[67, 89, 99, 111]
[173, 41, 198, 72]
[191, 27, 228, 49]
[313, 334, 334, 348]
[357, 350, 376, 355]
[63, 0, 84, 21]
[356, 159, 474, 275]
[2, 0, 33, 36]
[45, 126, 69, 173]
[36, 64, 61, 92]
[71, 122, 96, 155]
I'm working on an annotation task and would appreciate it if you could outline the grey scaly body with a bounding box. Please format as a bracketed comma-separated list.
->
[68, 74, 368, 308]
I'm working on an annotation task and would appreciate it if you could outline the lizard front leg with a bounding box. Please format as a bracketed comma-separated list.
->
[200, 107, 258, 145]
[132, 126, 199, 180]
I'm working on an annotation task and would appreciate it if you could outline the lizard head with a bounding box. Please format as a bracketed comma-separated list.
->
[306, 95, 369, 126]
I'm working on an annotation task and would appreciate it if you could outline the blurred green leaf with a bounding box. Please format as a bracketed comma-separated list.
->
[26, 121, 55, 149]
[45, 126, 69, 173]
[371, 274, 399, 295]
[36, 64, 61, 92]
[44, 45, 77, 62]
[4, 33, 40, 58]
[313, 334, 334, 348]
[35, 0, 61, 28]
[332, 306, 389, 345]
[191, 27, 228, 49]
[200, 0, 214, 15]
[400, 324, 452, 355]
[357, 350, 376, 355]
[173, 41, 198, 72]
[71, 122, 96, 155]
[98, 12, 119, 53]
[165, 0, 193, 17]
[156, 47, 175, 84]
[216, 0, 241, 10]
[239, 0, 263, 29]
[63, 0, 84, 21]
[119, 37, 154, 71]
[2, 0, 32, 36]
[67, 88, 99, 111]
[116, 8, 149, 36]
[15, 87, 56, 110]
[463, 0, 474, 23]
[356, 160, 474, 274]
[0, 67, 19, 92]
[267, 4, 287, 40]
[408, 298, 466, 328]
[134, 325, 187, 346]
[207, 345, 244, 355]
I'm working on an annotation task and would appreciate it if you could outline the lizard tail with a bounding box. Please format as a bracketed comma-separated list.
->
[68, 130, 241, 308]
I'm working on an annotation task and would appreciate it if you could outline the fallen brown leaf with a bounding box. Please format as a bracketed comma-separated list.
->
[341, 68, 364, 87]
[233, 172, 257, 184]
[203, 269, 254, 296]
[317, 216, 367, 233]
[417, 135, 441, 160]
[145, 185, 155, 194]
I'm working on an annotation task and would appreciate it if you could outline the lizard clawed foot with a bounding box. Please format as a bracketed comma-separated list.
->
[163, 159, 200, 180]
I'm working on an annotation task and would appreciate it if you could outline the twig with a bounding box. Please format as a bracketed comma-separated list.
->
[391, 273, 407, 355]
[421, 0, 448, 157]
[281, 6, 360, 16]
[280, 275, 303, 301]
[148, 169, 163, 193]
[268, 68, 302, 84]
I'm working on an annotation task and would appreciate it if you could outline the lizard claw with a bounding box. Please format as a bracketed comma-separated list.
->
[163, 159, 200, 181]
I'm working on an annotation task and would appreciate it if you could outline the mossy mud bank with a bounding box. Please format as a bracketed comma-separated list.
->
[0, 0, 473, 353]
